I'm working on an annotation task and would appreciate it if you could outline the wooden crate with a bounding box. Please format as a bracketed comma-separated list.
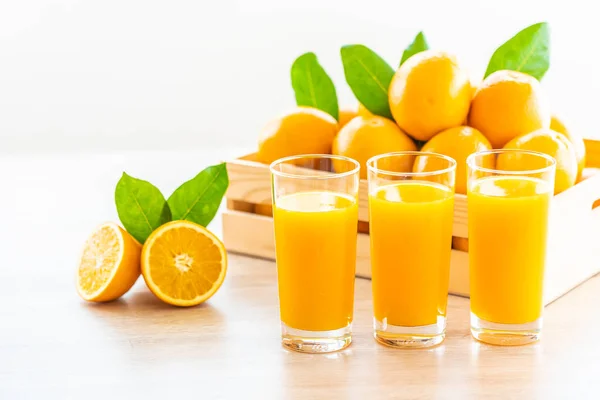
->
[223, 140, 600, 304]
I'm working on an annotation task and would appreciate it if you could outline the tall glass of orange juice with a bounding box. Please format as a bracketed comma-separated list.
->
[467, 149, 556, 345]
[367, 151, 456, 348]
[270, 154, 360, 353]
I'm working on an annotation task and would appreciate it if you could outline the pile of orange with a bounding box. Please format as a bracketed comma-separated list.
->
[257, 50, 585, 195]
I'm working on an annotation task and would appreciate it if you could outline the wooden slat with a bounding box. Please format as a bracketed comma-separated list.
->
[223, 187, 600, 306]
[449, 250, 470, 297]
[226, 156, 272, 204]
[226, 155, 469, 237]
[226, 199, 254, 213]
[544, 172, 600, 304]
[223, 210, 473, 298]
[453, 195, 468, 238]
[224, 147, 600, 304]
[226, 151, 600, 242]
[355, 233, 372, 279]
[452, 236, 469, 252]
[223, 210, 275, 260]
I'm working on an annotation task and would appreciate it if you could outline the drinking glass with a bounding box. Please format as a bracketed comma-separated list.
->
[367, 151, 456, 348]
[270, 154, 360, 353]
[467, 149, 556, 345]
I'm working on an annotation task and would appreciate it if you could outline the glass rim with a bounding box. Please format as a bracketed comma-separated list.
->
[269, 154, 360, 180]
[366, 151, 457, 177]
[466, 149, 557, 175]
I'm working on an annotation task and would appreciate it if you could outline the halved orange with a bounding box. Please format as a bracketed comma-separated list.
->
[76, 222, 141, 302]
[141, 220, 227, 307]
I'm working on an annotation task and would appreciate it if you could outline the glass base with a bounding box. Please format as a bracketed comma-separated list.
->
[281, 323, 352, 353]
[470, 312, 542, 346]
[373, 316, 446, 349]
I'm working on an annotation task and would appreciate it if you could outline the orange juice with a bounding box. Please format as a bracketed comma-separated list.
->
[369, 181, 454, 327]
[468, 176, 552, 324]
[273, 191, 358, 331]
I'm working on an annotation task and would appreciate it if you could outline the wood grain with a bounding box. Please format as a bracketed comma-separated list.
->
[225, 149, 600, 304]
[4, 252, 599, 398]
[223, 176, 600, 304]
[226, 155, 470, 237]
[7, 148, 599, 398]
[6, 146, 600, 398]
[224, 210, 469, 298]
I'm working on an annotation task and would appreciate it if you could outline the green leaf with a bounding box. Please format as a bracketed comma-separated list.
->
[167, 163, 229, 227]
[291, 52, 339, 120]
[115, 172, 172, 244]
[400, 31, 429, 66]
[340, 45, 395, 119]
[484, 22, 550, 80]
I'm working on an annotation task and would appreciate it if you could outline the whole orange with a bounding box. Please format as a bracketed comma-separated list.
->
[388, 50, 472, 141]
[550, 114, 586, 180]
[416, 126, 493, 194]
[338, 108, 359, 130]
[468, 70, 550, 148]
[257, 107, 338, 164]
[333, 116, 416, 179]
[501, 128, 578, 194]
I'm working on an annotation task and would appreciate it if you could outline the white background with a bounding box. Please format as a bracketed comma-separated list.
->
[1, 0, 598, 154]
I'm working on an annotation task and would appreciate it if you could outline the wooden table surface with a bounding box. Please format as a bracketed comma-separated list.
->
[2, 150, 600, 399]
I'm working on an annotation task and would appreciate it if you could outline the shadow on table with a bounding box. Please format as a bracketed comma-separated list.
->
[80, 287, 227, 331]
